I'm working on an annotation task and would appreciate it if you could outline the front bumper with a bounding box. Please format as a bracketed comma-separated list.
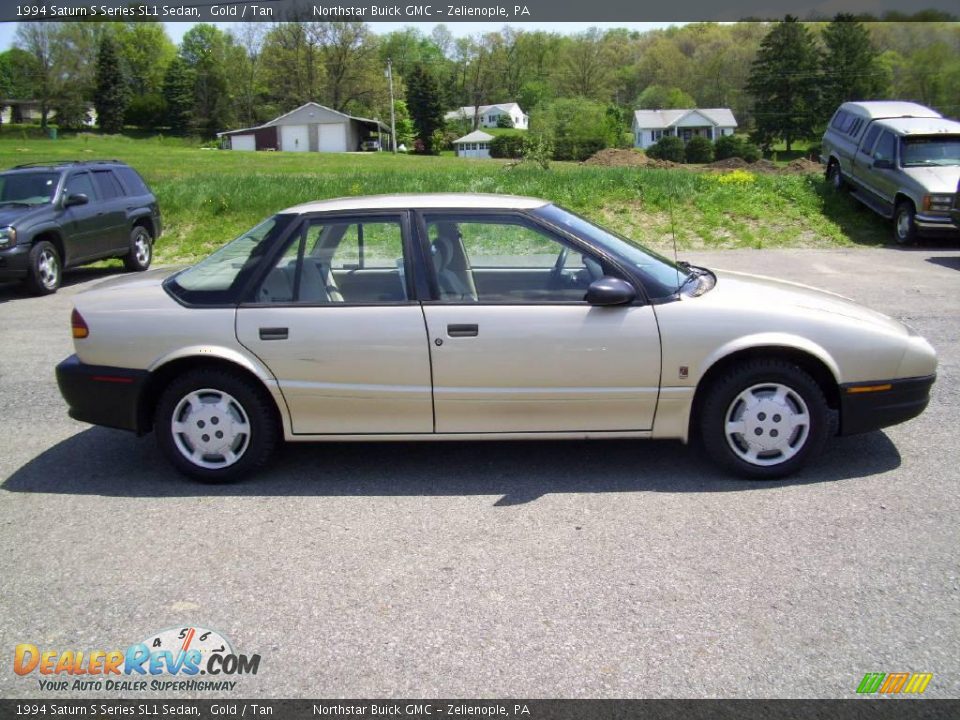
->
[839, 374, 936, 436]
[0, 245, 32, 280]
[56, 355, 149, 433]
[915, 212, 959, 235]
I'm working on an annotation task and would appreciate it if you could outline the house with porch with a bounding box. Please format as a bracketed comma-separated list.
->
[445, 103, 529, 130]
[632, 108, 737, 149]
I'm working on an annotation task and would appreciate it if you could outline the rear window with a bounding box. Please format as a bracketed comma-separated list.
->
[114, 167, 151, 196]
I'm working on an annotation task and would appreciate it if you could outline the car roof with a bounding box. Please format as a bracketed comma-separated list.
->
[4, 160, 129, 173]
[871, 117, 960, 135]
[839, 101, 942, 120]
[282, 193, 551, 214]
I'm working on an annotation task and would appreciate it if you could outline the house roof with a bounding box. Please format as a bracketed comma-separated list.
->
[217, 102, 388, 136]
[633, 108, 737, 129]
[445, 103, 526, 121]
[453, 130, 495, 144]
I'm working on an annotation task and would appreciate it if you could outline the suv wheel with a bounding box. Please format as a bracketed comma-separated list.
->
[155, 369, 278, 482]
[25, 241, 62, 295]
[894, 202, 918, 245]
[123, 226, 153, 271]
[699, 359, 833, 479]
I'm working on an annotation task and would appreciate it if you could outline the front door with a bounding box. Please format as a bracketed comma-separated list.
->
[235, 213, 433, 435]
[417, 212, 662, 433]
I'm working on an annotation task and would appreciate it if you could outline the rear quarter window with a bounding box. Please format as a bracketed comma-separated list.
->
[115, 167, 151, 196]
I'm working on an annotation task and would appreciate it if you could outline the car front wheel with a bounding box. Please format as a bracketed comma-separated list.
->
[25, 240, 62, 295]
[124, 225, 153, 271]
[155, 369, 278, 482]
[699, 359, 833, 479]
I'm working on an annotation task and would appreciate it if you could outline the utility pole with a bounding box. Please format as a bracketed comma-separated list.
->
[386, 58, 397, 153]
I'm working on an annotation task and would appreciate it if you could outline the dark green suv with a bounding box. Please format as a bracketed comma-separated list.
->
[0, 160, 162, 294]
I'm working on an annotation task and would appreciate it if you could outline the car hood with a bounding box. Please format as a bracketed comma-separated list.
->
[0, 204, 48, 226]
[900, 165, 960, 193]
[709, 269, 908, 336]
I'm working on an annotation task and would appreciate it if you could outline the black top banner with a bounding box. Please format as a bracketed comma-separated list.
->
[0, 0, 957, 24]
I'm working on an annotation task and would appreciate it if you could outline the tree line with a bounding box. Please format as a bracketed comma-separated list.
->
[0, 15, 956, 154]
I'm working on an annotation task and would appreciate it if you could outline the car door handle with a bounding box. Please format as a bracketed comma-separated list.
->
[447, 324, 478, 337]
[259, 327, 288, 341]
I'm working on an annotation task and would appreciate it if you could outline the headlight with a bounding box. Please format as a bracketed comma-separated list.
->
[0, 226, 15, 248]
[923, 194, 953, 212]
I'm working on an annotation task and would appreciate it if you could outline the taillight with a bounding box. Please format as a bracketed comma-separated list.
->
[71, 309, 89, 339]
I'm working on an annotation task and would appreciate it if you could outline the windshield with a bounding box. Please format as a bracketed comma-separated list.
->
[166, 214, 294, 304]
[0, 172, 60, 205]
[901, 136, 960, 167]
[533, 204, 691, 298]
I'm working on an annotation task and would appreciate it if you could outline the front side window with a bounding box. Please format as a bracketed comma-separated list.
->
[64, 172, 97, 201]
[873, 131, 897, 164]
[423, 214, 605, 303]
[0, 172, 59, 206]
[256, 216, 408, 304]
[860, 126, 882, 156]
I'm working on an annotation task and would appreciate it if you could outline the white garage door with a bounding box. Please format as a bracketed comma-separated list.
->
[280, 125, 310, 152]
[318, 123, 347, 153]
[231, 134, 256, 151]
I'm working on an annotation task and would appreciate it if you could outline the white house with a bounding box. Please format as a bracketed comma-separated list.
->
[632, 108, 737, 149]
[218, 102, 389, 152]
[452, 130, 494, 159]
[445, 103, 528, 130]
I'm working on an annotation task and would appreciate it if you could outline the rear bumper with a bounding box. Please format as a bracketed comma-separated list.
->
[56, 354, 149, 433]
[839, 374, 936, 436]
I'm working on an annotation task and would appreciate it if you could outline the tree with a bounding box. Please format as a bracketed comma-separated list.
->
[636, 85, 695, 110]
[821, 14, 886, 112]
[531, 97, 615, 161]
[405, 64, 444, 154]
[94, 35, 129, 134]
[162, 57, 194, 135]
[746, 16, 821, 152]
[180, 24, 233, 136]
[14, 24, 55, 129]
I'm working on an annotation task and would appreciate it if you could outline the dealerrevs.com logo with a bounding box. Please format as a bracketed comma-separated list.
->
[14, 626, 260, 692]
[856, 673, 933, 695]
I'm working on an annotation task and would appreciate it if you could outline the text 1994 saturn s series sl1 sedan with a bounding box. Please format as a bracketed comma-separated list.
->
[55, 194, 937, 482]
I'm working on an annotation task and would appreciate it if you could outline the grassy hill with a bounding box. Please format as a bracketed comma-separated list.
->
[0, 134, 892, 265]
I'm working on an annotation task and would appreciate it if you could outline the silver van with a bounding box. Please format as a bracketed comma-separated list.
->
[821, 101, 960, 243]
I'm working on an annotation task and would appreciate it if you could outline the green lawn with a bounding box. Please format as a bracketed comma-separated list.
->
[0, 133, 890, 264]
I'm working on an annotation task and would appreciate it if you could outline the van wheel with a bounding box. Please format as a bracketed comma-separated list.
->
[827, 161, 845, 192]
[894, 202, 918, 245]
[123, 226, 153, 271]
[24, 241, 62, 295]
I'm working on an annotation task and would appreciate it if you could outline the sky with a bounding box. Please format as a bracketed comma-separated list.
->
[0, 20, 683, 51]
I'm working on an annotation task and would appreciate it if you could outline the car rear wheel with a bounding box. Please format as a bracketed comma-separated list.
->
[155, 369, 278, 482]
[24, 240, 61, 295]
[123, 225, 153, 271]
[894, 202, 918, 245]
[699, 359, 833, 479]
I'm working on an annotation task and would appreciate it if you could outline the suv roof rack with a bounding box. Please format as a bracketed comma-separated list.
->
[11, 159, 124, 169]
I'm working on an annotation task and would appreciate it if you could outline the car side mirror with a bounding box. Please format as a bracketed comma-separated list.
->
[64, 193, 89, 207]
[585, 277, 636, 306]
[873, 159, 894, 170]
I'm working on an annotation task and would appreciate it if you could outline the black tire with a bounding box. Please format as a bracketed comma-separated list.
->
[24, 240, 62, 295]
[155, 368, 278, 482]
[894, 201, 918, 245]
[827, 160, 845, 192]
[123, 225, 153, 271]
[699, 359, 834, 480]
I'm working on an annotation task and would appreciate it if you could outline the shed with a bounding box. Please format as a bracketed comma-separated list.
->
[453, 130, 495, 159]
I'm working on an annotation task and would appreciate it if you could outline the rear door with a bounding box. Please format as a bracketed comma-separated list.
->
[59, 171, 103, 263]
[90, 169, 130, 253]
[235, 212, 433, 435]
[416, 211, 662, 433]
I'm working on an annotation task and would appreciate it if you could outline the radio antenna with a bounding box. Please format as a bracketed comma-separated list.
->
[669, 181, 681, 292]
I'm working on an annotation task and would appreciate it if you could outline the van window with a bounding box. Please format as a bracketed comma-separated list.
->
[860, 126, 882, 155]
[848, 118, 863, 137]
[831, 111, 850, 131]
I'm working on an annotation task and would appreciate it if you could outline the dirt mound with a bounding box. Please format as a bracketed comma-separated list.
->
[749, 159, 780, 173]
[784, 158, 823, 174]
[709, 157, 749, 169]
[583, 148, 652, 167]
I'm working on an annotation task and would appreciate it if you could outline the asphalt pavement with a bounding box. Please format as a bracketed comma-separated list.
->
[1, 248, 958, 699]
